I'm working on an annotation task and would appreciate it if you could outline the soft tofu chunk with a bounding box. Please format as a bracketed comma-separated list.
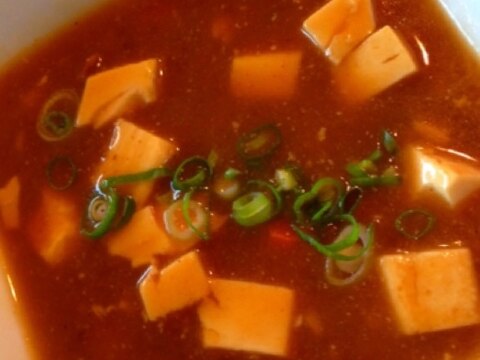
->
[198, 279, 294, 357]
[77, 59, 159, 128]
[108, 206, 198, 267]
[407, 147, 480, 207]
[139, 251, 209, 320]
[0, 176, 20, 230]
[29, 189, 80, 265]
[97, 119, 177, 205]
[334, 26, 418, 103]
[303, 0, 375, 64]
[379, 248, 480, 335]
[230, 52, 302, 101]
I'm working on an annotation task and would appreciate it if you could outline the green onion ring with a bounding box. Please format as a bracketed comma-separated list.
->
[114, 196, 136, 229]
[325, 224, 375, 286]
[46, 156, 78, 191]
[248, 180, 283, 215]
[293, 178, 345, 223]
[87, 195, 108, 222]
[232, 192, 273, 227]
[100, 167, 171, 190]
[182, 191, 209, 240]
[163, 199, 209, 241]
[350, 174, 401, 187]
[81, 188, 119, 239]
[236, 123, 282, 165]
[37, 89, 79, 142]
[292, 214, 362, 259]
[172, 156, 212, 191]
[224, 167, 242, 180]
[395, 209, 435, 240]
[340, 187, 363, 214]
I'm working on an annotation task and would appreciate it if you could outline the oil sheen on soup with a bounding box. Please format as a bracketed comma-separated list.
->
[0, 0, 479, 359]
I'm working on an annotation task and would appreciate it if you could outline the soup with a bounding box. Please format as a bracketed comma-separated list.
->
[0, 0, 479, 359]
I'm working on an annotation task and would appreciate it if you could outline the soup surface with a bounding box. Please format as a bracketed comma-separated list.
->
[0, 0, 480, 359]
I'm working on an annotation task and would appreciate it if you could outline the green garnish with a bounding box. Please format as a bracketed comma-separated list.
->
[275, 168, 298, 192]
[173, 156, 212, 191]
[100, 167, 171, 190]
[395, 209, 436, 240]
[237, 124, 282, 165]
[232, 192, 273, 227]
[293, 178, 345, 223]
[46, 156, 78, 191]
[81, 188, 120, 239]
[182, 190, 209, 240]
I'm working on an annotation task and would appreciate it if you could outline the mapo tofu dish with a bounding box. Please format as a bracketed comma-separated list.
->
[0, 0, 479, 359]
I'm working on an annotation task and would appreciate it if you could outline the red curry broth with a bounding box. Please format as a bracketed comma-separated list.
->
[0, 0, 479, 359]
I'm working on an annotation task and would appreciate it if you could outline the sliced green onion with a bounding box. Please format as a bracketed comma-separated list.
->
[213, 176, 241, 201]
[395, 209, 435, 240]
[100, 167, 171, 190]
[232, 192, 273, 227]
[81, 189, 119, 239]
[382, 130, 397, 154]
[249, 180, 283, 215]
[182, 191, 209, 240]
[37, 111, 74, 141]
[164, 198, 209, 241]
[368, 149, 383, 162]
[275, 168, 298, 192]
[224, 168, 242, 180]
[325, 224, 374, 287]
[346, 159, 377, 178]
[292, 214, 361, 259]
[293, 178, 345, 223]
[172, 156, 212, 191]
[87, 195, 108, 222]
[115, 196, 136, 229]
[237, 124, 282, 165]
[37, 89, 79, 142]
[46, 156, 78, 190]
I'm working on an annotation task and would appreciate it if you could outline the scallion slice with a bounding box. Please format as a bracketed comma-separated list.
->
[395, 209, 435, 240]
[46, 156, 78, 191]
[100, 167, 171, 190]
[232, 192, 273, 227]
[172, 156, 212, 191]
[382, 130, 397, 154]
[37, 89, 79, 142]
[292, 214, 362, 259]
[182, 191, 209, 240]
[293, 178, 345, 223]
[81, 188, 119, 239]
[237, 124, 282, 165]
[164, 198, 209, 241]
[325, 224, 374, 287]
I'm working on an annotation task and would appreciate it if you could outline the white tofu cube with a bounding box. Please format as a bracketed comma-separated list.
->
[303, 0, 375, 64]
[334, 26, 418, 103]
[77, 59, 159, 128]
[230, 52, 302, 101]
[407, 147, 480, 207]
[139, 251, 209, 320]
[198, 279, 294, 357]
[96, 119, 177, 205]
[379, 248, 480, 335]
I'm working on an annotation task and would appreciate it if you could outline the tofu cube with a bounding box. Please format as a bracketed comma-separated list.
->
[97, 119, 177, 205]
[108, 206, 198, 267]
[139, 251, 209, 320]
[230, 52, 302, 101]
[198, 279, 294, 357]
[379, 248, 480, 335]
[77, 59, 159, 128]
[303, 0, 375, 64]
[0, 176, 20, 230]
[334, 26, 418, 103]
[29, 189, 80, 265]
[407, 147, 480, 207]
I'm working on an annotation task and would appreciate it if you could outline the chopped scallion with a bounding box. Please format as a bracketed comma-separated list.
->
[46, 156, 78, 191]
[237, 124, 281, 165]
[395, 209, 435, 240]
[100, 167, 171, 190]
[172, 156, 212, 191]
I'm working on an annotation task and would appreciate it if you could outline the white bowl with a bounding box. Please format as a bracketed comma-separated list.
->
[0, 1, 478, 359]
